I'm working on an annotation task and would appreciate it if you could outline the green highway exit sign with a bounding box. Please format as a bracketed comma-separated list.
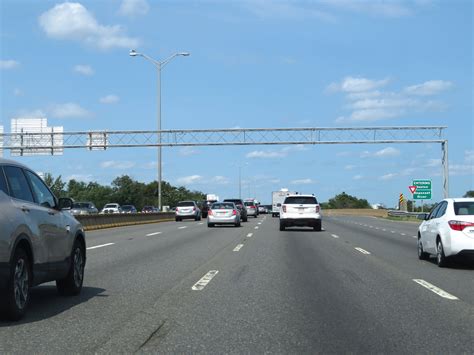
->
[412, 179, 432, 200]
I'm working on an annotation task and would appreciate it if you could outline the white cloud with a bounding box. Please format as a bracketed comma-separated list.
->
[101, 160, 135, 169]
[322, 0, 414, 18]
[281, 144, 309, 153]
[177, 175, 203, 185]
[39, 2, 141, 50]
[211, 176, 230, 185]
[327, 76, 390, 93]
[244, 1, 336, 22]
[337, 109, 400, 123]
[465, 150, 474, 163]
[178, 147, 199, 156]
[269, 179, 281, 184]
[99, 94, 120, 104]
[16, 109, 47, 117]
[374, 147, 400, 157]
[404, 80, 453, 96]
[353, 174, 363, 180]
[50, 102, 91, 118]
[346, 90, 382, 100]
[74, 64, 94, 76]
[246, 150, 286, 159]
[290, 178, 315, 185]
[1, 59, 20, 70]
[424, 158, 441, 167]
[379, 173, 397, 180]
[118, 0, 150, 17]
[449, 164, 474, 176]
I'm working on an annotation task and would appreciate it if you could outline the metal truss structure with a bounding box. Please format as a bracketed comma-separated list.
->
[0, 126, 449, 197]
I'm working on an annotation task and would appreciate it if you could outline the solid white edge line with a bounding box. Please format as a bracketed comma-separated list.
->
[331, 234, 340, 239]
[87, 243, 115, 250]
[233, 244, 244, 252]
[146, 232, 162, 236]
[192, 270, 219, 291]
[355, 247, 371, 255]
[413, 279, 459, 300]
[247, 233, 253, 238]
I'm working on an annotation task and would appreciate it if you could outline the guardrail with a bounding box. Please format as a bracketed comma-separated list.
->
[75, 212, 175, 231]
[387, 210, 423, 217]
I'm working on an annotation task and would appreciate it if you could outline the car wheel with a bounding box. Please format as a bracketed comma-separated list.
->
[1, 248, 31, 321]
[254, 215, 258, 218]
[56, 240, 85, 296]
[417, 238, 429, 260]
[279, 222, 285, 231]
[235, 222, 241, 227]
[208, 223, 214, 228]
[313, 221, 322, 232]
[175, 217, 181, 222]
[243, 217, 248, 222]
[436, 239, 448, 267]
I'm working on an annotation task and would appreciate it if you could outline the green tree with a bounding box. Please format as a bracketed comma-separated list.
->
[43, 173, 66, 198]
[326, 192, 371, 209]
[463, 190, 474, 198]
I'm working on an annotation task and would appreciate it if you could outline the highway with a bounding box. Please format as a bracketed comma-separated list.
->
[1, 215, 473, 353]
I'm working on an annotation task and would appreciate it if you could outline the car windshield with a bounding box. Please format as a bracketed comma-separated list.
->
[244, 202, 254, 206]
[284, 196, 318, 204]
[453, 202, 474, 215]
[177, 201, 194, 207]
[122, 205, 133, 210]
[73, 203, 91, 208]
[212, 203, 235, 209]
[104, 204, 118, 208]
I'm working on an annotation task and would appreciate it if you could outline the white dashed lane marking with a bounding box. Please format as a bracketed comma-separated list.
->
[355, 247, 371, 255]
[178, 226, 187, 230]
[254, 226, 259, 230]
[331, 234, 340, 239]
[247, 233, 253, 238]
[87, 243, 115, 250]
[413, 279, 459, 300]
[146, 232, 162, 236]
[198, 222, 204, 225]
[233, 244, 244, 252]
[192, 270, 219, 291]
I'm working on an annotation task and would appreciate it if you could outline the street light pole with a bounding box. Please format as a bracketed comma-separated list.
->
[130, 50, 189, 211]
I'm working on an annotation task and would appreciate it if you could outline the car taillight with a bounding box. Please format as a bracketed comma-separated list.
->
[316, 206, 320, 213]
[250, 205, 256, 209]
[448, 220, 474, 231]
[208, 210, 213, 216]
[232, 210, 237, 215]
[176, 207, 179, 212]
[282, 205, 287, 213]
[193, 207, 196, 211]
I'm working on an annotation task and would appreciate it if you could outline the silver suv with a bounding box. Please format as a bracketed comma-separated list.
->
[279, 194, 322, 231]
[0, 159, 86, 321]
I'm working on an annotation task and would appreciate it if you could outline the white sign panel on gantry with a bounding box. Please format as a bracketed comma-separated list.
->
[10, 118, 64, 156]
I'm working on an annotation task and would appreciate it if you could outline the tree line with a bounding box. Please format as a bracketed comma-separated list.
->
[44, 174, 205, 211]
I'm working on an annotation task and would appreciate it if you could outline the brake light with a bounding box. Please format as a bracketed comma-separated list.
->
[193, 207, 196, 211]
[282, 205, 287, 213]
[208, 209, 213, 216]
[316, 205, 320, 213]
[448, 220, 474, 231]
[250, 205, 256, 209]
[232, 209, 237, 215]
[175, 207, 179, 212]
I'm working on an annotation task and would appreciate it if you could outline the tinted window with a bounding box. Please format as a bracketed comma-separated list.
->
[25, 170, 56, 208]
[4, 166, 35, 203]
[178, 201, 195, 207]
[454, 202, 474, 215]
[224, 199, 243, 205]
[212, 203, 235, 209]
[244, 202, 255, 206]
[428, 203, 441, 219]
[434, 202, 447, 218]
[0, 167, 8, 194]
[284, 196, 318, 205]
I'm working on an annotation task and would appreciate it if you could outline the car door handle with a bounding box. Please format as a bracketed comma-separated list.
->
[48, 211, 55, 215]
[21, 206, 30, 213]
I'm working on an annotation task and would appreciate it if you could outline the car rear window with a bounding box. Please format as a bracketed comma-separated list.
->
[178, 201, 195, 207]
[284, 196, 318, 205]
[454, 202, 474, 215]
[105, 204, 118, 208]
[73, 203, 90, 208]
[244, 202, 255, 206]
[212, 203, 235, 209]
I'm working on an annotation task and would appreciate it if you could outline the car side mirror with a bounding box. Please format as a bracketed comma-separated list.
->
[417, 213, 428, 221]
[277, 203, 281, 207]
[58, 197, 73, 210]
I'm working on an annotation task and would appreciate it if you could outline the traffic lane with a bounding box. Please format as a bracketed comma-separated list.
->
[139, 216, 473, 353]
[329, 215, 420, 236]
[0, 218, 256, 353]
[323, 217, 474, 305]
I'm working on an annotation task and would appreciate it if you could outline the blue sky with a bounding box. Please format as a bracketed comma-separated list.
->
[1, 0, 472, 207]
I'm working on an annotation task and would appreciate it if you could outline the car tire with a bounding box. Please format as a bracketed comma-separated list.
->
[208, 223, 214, 228]
[175, 217, 181, 222]
[56, 240, 85, 296]
[279, 222, 285, 231]
[313, 221, 322, 232]
[417, 238, 429, 260]
[243, 217, 248, 222]
[235, 222, 241, 227]
[436, 239, 449, 268]
[1, 248, 31, 321]
[254, 215, 258, 218]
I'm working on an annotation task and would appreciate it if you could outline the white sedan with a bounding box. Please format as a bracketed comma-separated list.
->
[417, 198, 474, 267]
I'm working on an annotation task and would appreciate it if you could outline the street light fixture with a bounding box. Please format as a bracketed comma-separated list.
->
[129, 49, 190, 211]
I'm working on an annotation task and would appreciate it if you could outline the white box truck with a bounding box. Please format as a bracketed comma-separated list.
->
[272, 189, 294, 217]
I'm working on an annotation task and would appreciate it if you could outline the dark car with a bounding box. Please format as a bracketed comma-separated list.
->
[121, 205, 137, 213]
[200, 200, 217, 218]
[0, 158, 86, 321]
[142, 205, 157, 213]
[223, 198, 248, 222]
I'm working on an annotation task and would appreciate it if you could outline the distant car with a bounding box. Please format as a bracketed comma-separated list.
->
[142, 205, 157, 213]
[417, 198, 474, 267]
[258, 205, 266, 214]
[279, 194, 322, 231]
[101, 203, 121, 214]
[121, 205, 137, 214]
[244, 200, 259, 218]
[70, 201, 98, 216]
[175, 201, 201, 221]
[0, 158, 86, 321]
[207, 202, 241, 227]
[223, 199, 248, 222]
[200, 200, 217, 218]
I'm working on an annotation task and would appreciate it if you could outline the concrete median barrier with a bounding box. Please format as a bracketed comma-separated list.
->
[324, 209, 388, 218]
[75, 212, 175, 231]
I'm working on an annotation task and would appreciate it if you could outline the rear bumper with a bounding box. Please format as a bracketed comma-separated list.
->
[280, 218, 321, 227]
[208, 215, 239, 224]
[446, 234, 474, 257]
[0, 262, 10, 289]
[176, 212, 198, 218]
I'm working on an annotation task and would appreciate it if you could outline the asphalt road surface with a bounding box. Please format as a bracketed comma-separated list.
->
[1, 215, 473, 353]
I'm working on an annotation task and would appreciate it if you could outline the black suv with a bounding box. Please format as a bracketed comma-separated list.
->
[223, 199, 248, 222]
